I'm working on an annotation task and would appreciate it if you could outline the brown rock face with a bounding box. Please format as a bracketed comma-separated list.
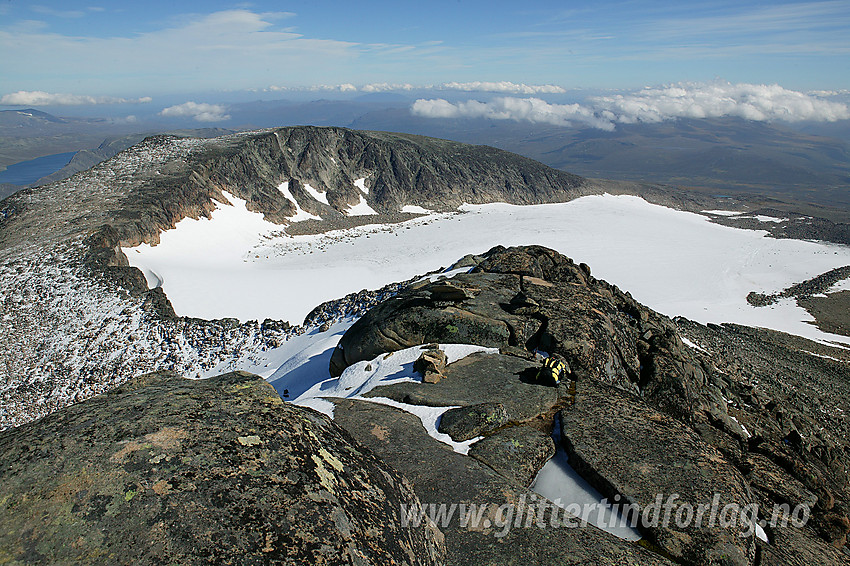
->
[561, 378, 756, 565]
[330, 245, 707, 423]
[0, 371, 445, 565]
[328, 245, 850, 564]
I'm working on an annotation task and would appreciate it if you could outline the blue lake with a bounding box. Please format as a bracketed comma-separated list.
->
[0, 151, 77, 186]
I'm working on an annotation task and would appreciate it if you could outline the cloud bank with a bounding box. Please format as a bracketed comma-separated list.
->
[159, 102, 230, 122]
[361, 83, 417, 93]
[265, 84, 359, 93]
[0, 91, 152, 106]
[263, 81, 567, 95]
[593, 82, 850, 124]
[439, 81, 566, 94]
[412, 97, 615, 130]
[411, 82, 850, 130]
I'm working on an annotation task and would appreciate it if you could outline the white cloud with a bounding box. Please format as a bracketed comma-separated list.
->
[261, 81, 568, 95]
[0, 10, 358, 94]
[411, 97, 615, 130]
[0, 90, 152, 106]
[361, 82, 416, 92]
[808, 89, 850, 97]
[411, 81, 850, 130]
[266, 83, 358, 93]
[31, 5, 85, 18]
[438, 81, 566, 94]
[159, 102, 230, 122]
[592, 81, 850, 124]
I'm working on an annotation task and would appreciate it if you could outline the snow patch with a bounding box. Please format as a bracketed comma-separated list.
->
[800, 350, 848, 363]
[734, 215, 788, 223]
[702, 210, 741, 216]
[401, 205, 433, 214]
[139, 267, 163, 289]
[277, 181, 321, 222]
[302, 183, 329, 205]
[354, 177, 368, 194]
[418, 266, 474, 283]
[755, 215, 789, 223]
[293, 343, 497, 453]
[346, 194, 378, 216]
[729, 415, 752, 438]
[531, 416, 642, 541]
[681, 337, 708, 353]
[827, 278, 850, 293]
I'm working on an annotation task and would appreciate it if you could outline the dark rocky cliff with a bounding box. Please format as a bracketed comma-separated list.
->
[104, 126, 587, 251]
[328, 245, 850, 565]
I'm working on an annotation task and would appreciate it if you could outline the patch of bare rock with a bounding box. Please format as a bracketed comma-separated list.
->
[329, 245, 850, 565]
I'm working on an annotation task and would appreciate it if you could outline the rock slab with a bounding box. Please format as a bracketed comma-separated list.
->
[0, 370, 444, 565]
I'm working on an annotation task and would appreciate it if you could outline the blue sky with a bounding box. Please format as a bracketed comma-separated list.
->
[1, 0, 848, 98]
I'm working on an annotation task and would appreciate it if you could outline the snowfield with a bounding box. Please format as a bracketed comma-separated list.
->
[126, 193, 850, 346]
[6, 188, 847, 539]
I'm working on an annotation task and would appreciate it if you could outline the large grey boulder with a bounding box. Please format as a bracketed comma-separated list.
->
[0, 370, 444, 565]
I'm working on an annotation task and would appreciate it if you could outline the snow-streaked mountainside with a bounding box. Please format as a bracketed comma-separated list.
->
[1, 126, 598, 429]
[0, 125, 591, 256]
[1, 125, 848, 436]
[125, 191, 850, 345]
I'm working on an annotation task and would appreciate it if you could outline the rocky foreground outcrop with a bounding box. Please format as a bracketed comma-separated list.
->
[328, 245, 850, 565]
[2, 245, 848, 565]
[0, 371, 444, 565]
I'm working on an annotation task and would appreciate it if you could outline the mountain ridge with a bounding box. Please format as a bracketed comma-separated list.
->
[1, 126, 589, 258]
[1, 126, 850, 563]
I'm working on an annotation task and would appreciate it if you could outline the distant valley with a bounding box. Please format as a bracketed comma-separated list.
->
[3, 102, 849, 219]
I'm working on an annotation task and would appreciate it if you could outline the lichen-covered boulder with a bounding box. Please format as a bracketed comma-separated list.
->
[0, 370, 444, 565]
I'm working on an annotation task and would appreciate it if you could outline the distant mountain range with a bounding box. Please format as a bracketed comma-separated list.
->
[350, 110, 850, 209]
[2, 102, 848, 214]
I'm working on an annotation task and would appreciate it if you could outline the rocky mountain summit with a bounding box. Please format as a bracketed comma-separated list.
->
[3, 245, 847, 564]
[327, 245, 850, 565]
